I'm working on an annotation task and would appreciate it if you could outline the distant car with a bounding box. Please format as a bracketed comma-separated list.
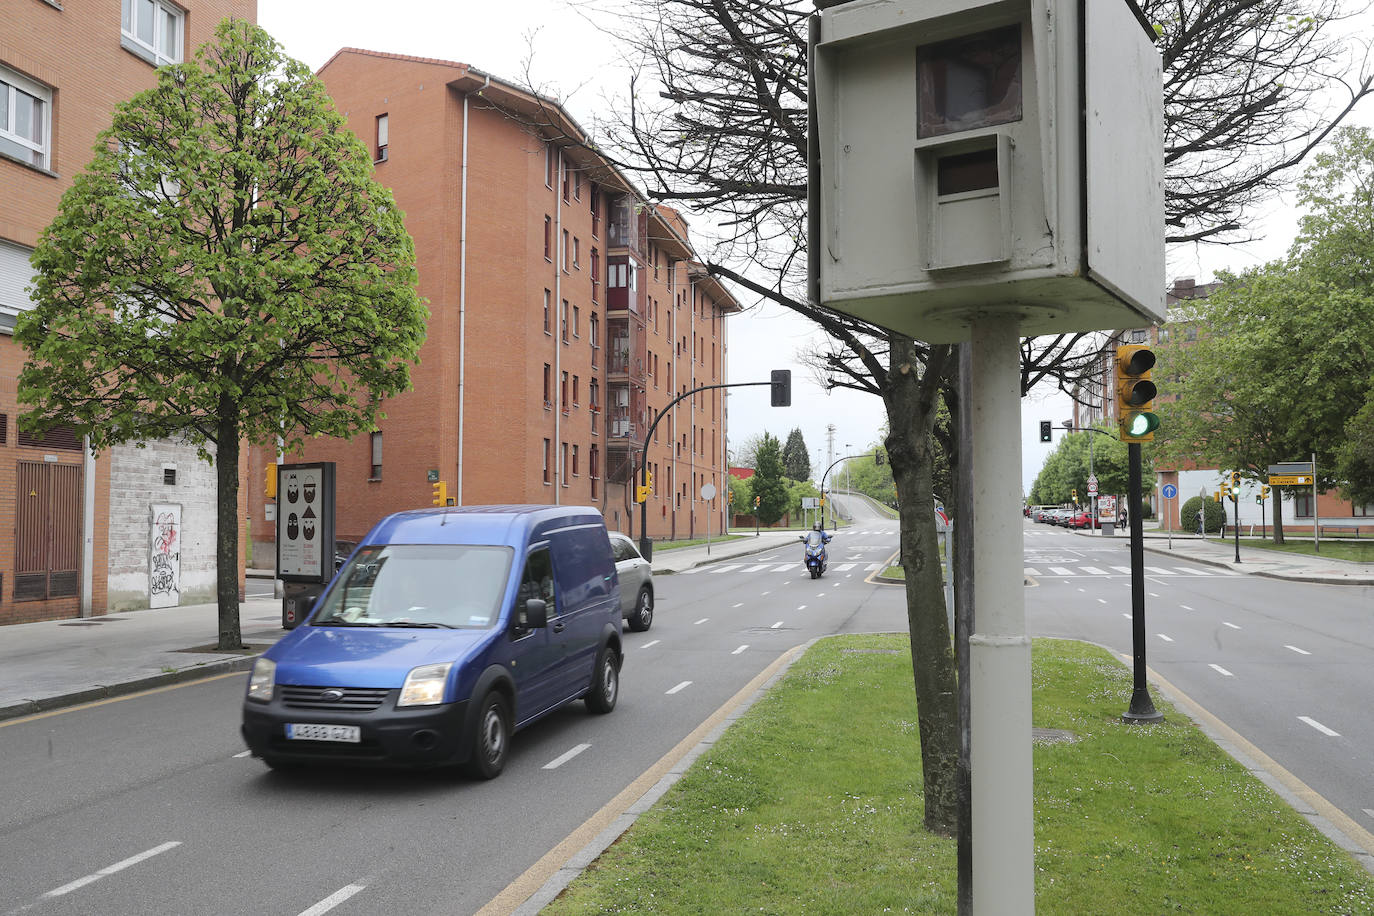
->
[608, 532, 654, 632]
[334, 539, 358, 572]
[1067, 510, 1099, 529]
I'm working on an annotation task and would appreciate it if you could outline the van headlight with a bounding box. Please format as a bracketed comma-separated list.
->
[398, 662, 453, 707]
[247, 658, 276, 703]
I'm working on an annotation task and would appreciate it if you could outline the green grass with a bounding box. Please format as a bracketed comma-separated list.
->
[1207, 537, 1374, 563]
[652, 534, 753, 552]
[545, 636, 1374, 915]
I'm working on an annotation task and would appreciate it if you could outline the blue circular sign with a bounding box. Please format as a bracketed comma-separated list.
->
[1161, 484, 1178, 499]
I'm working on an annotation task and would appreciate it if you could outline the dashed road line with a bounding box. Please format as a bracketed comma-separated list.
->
[299, 884, 367, 916]
[732, 645, 749, 655]
[1299, 716, 1339, 737]
[1209, 664, 1234, 677]
[639, 640, 660, 650]
[665, 681, 692, 695]
[1285, 645, 1311, 656]
[544, 744, 592, 770]
[45, 842, 181, 898]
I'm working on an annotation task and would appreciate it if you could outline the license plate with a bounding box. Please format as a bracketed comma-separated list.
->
[286, 723, 361, 743]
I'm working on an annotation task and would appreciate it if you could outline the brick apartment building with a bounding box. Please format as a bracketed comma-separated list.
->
[1, 0, 255, 624]
[1074, 278, 1371, 532]
[252, 50, 739, 555]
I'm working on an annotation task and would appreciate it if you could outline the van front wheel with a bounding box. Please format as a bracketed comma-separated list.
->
[585, 644, 620, 714]
[463, 691, 511, 780]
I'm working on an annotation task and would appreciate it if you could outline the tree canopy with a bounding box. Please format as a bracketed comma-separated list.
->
[781, 428, 811, 481]
[752, 432, 791, 526]
[18, 20, 427, 647]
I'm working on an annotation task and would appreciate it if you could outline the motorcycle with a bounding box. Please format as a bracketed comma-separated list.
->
[800, 528, 832, 579]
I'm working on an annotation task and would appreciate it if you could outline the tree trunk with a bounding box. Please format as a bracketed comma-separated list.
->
[884, 337, 959, 836]
[1273, 487, 1286, 545]
[216, 406, 243, 650]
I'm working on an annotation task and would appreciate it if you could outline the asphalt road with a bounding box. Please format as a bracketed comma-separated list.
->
[0, 494, 907, 916]
[1024, 520, 1374, 839]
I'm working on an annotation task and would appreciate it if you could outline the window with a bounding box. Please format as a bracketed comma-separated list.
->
[562, 162, 570, 202]
[1, 239, 39, 324]
[543, 439, 551, 484]
[375, 114, 389, 162]
[163, 466, 177, 486]
[121, 0, 184, 66]
[561, 442, 569, 486]
[590, 446, 600, 498]
[543, 364, 552, 407]
[1, 67, 51, 170]
[591, 249, 600, 302]
[1355, 502, 1374, 517]
[562, 229, 570, 272]
[572, 375, 579, 405]
[544, 216, 552, 261]
[370, 431, 383, 479]
[561, 299, 570, 342]
[589, 378, 599, 412]
[591, 192, 601, 237]
[543, 289, 552, 333]
[574, 171, 583, 201]
[545, 142, 556, 188]
[1294, 493, 1314, 518]
[573, 236, 580, 269]
[573, 305, 580, 338]
[589, 313, 600, 366]
[916, 25, 1022, 139]
[572, 444, 579, 476]
[561, 371, 569, 410]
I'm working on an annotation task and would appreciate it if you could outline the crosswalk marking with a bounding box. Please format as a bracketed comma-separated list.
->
[1080, 566, 1108, 575]
[1024, 567, 1040, 577]
[1049, 566, 1075, 576]
[1145, 566, 1173, 575]
[741, 564, 772, 572]
[833, 563, 856, 571]
[1111, 566, 1133, 574]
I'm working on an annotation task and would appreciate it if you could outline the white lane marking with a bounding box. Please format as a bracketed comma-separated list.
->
[1080, 566, 1108, 575]
[1157, 634, 1173, 642]
[1122, 613, 1131, 619]
[1209, 664, 1234, 677]
[1024, 567, 1041, 577]
[640, 640, 660, 649]
[694, 618, 709, 625]
[1285, 645, 1311, 656]
[1049, 566, 1075, 576]
[761, 591, 771, 596]
[1078, 587, 1086, 593]
[834, 563, 856, 571]
[771, 621, 784, 629]
[866, 563, 883, 571]
[708, 565, 743, 575]
[1223, 622, 1240, 629]
[1175, 567, 1214, 576]
[1299, 716, 1340, 737]
[666, 681, 692, 695]
[732, 603, 743, 609]
[732, 645, 749, 655]
[1364, 809, 1374, 821]
[797, 605, 808, 611]
[1111, 566, 1133, 575]
[1145, 566, 1173, 575]
[1096, 598, 1108, 605]
[1180, 605, 1194, 611]
[45, 842, 182, 897]
[543, 743, 592, 770]
[740, 564, 772, 573]
[771, 564, 795, 573]
[1149, 592, 1161, 598]
[233, 750, 251, 758]
[298, 884, 367, 916]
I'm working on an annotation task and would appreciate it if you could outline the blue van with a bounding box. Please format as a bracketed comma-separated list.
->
[241, 505, 622, 778]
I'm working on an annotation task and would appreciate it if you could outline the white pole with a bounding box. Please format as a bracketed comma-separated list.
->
[1312, 451, 1320, 552]
[969, 316, 1034, 916]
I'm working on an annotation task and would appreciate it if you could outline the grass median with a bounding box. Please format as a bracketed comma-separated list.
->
[545, 635, 1374, 914]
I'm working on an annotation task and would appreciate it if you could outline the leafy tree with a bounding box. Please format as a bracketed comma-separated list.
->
[752, 433, 790, 526]
[1336, 387, 1374, 508]
[18, 20, 426, 649]
[728, 472, 754, 517]
[845, 447, 895, 505]
[1180, 496, 1228, 534]
[730, 432, 766, 470]
[781, 427, 811, 481]
[1029, 424, 1143, 507]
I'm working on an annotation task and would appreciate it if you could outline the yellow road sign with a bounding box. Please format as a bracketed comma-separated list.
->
[1268, 475, 1313, 486]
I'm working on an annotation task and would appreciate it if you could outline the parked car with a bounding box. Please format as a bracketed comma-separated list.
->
[242, 505, 623, 779]
[1067, 510, 1099, 529]
[608, 532, 654, 632]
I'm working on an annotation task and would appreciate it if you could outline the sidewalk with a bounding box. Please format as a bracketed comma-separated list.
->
[1071, 527, 1374, 586]
[648, 528, 809, 574]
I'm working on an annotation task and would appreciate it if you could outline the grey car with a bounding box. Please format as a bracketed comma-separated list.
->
[608, 532, 654, 631]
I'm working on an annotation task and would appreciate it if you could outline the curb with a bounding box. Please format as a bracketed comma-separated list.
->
[654, 535, 801, 575]
[0, 652, 262, 724]
[1140, 543, 1374, 586]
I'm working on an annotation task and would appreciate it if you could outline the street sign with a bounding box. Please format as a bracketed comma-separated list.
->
[1087, 476, 1099, 496]
[1161, 483, 1177, 500]
[1268, 474, 1313, 486]
[802, 497, 820, 509]
[700, 483, 717, 500]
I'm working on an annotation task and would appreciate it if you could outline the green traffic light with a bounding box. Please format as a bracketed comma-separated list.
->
[1126, 412, 1159, 437]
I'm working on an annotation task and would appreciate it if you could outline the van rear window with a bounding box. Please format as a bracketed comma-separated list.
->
[312, 544, 514, 629]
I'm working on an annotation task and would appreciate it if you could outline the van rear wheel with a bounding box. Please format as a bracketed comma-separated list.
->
[463, 691, 511, 780]
[585, 644, 620, 714]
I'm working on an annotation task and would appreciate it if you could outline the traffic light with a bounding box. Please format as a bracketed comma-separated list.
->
[770, 369, 792, 407]
[265, 463, 277, 499]
[1071, 488, 1078, 502]
[431, 480, 448, 506]
[635, 484, 650, 503]
[1260, 484, 1271, 501]
[874, 449, 885, 467]
[1115, 344, 1159, 442]
[1229, 470, 1241, 501]
[1039, 420, 1052, 443]
[754, 495, 761, 508]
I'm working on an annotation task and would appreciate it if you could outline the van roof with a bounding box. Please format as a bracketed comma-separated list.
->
[362, 504, 606, 547]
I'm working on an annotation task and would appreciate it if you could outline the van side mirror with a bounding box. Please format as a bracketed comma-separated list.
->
[525, 598, 548, 629]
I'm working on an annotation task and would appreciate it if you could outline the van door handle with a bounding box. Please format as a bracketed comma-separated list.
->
[553, 622, 566, 633]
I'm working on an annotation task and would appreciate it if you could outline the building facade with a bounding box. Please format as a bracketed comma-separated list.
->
[1, 0, 255, 624]
[253, 50, 738, 554]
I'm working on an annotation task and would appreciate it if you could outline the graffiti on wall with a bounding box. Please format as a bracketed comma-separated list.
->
[150, 503, 182, 608]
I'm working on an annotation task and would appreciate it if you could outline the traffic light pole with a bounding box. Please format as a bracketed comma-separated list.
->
[1123, 442, 1163, 724]
[634, 377, 781, 561]
[818, 450, 883, 530]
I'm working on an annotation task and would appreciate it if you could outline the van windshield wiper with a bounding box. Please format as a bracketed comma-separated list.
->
[384, 621, 457, 629]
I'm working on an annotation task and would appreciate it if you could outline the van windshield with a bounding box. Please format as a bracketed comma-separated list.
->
[312, 544, 514, 629]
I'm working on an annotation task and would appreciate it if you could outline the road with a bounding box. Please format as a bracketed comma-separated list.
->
[0, 494, 906, 916]
[1023, 521, 1374, 841]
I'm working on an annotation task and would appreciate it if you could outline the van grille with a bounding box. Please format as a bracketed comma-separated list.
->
[279, 686, 391, 711]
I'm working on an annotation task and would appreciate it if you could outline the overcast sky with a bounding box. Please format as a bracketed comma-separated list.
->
[256, 0, 1371, 496]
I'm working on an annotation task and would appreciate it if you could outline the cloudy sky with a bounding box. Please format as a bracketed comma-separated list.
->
[256, 0, 1370, 496]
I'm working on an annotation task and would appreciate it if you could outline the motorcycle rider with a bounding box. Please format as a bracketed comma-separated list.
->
[800, 522, 833, 578]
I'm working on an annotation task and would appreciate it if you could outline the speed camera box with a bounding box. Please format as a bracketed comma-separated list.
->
[809, 0, 1166, 342]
